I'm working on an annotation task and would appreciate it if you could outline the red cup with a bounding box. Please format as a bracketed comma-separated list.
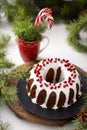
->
[17, 37, 49, 62]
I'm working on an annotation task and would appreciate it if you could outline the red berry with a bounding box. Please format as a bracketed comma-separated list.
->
[70, 83, 73, 86]
[71, 73, 73, 76]
[65, 60, 69, 63]
[54, 60, 57, 63]
[73, 74, 76, 78]
[50, 87, 53, 90]
[46, 61, 49, 64]
[54, 86, 57, 89]
[63, 85, 66, 88]
[55, 58, 57, 60]
[63, 81, 67, 84]
[62, 59, 66, 62]
[58, 85, 61, 88]
[40, 84, 43, 87]
[37, 79, 39, 82]
[58, 58, 60, 61]
[72, 80, 75, 83]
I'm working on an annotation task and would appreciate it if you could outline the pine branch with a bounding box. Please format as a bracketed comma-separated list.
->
[67, 13, 87, 52]
[60, 1, 80, 20]
[0, 80, 17, 105]
[73, 94, 87, 130]
[0, 34, 14, 70]
[0, 33, 16, 106]
[0, 35, 31, 105]
[1, 0, 87, 22]
[0, 119, 11, 130]
[0, 34, 10, 49]
[0, 59, 14, 69]
[73, 118, 87, 130]
[73, 118, 84, 130]
[11, 65, 31, 79]
[0, 51, 5, 58]
[83, 94, 87, 108]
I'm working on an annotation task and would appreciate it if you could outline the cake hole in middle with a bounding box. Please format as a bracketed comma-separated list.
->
[45, 67, 64, 83]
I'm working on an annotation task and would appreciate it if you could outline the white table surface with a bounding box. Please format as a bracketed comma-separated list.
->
[0, 18, 87, 130]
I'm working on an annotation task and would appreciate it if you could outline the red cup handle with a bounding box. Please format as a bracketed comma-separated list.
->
[39, 36, 49, 54]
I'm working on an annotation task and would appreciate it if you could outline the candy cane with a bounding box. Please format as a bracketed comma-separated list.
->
[35, 8, 54, 29]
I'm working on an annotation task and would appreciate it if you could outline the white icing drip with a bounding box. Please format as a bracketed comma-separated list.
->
[26, 85, 28, 90]
[63, 87, 69, 107]
[26, 58, 82, 109]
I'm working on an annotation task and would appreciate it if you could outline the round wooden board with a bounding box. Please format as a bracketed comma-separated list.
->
[7, 61, 87, 126]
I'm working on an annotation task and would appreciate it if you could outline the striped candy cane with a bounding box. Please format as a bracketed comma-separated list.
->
[35, 8, 54, 29]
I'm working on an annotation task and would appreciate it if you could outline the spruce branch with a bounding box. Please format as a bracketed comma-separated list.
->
[0, 59, 14, 69]
[83, 94, 87, 108]
[0, 51, 5, 58]
[11, 65, 31, 79]
[0, 80, 17, 105]
[0, 33, 16, 106]
[73, 94, 87, 130]
[1, 0, 87, 22]
[0, 34, 10, 49]
[73, 118, 87, 130]
[0, 33, 14, 69]
[67, 13, 87, 52]
[0, 119, 11, 130]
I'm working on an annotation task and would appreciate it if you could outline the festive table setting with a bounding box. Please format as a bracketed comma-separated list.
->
[0, 1, 87, 130]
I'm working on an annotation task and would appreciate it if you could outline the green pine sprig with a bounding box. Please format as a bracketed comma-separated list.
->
[0, 80, 17, 105]
[0, 34, 12, 67]
[83, 94, 87, 109]
[0, 33, 16, 105]
[73, 94, 87, 130]
[1, 0, 87, 22]
[0, 34, 14, 69]
[73, 118, 87, 130]
[12, 65, 31, 79]
[0, 34, 10, 49]
[13, 8, 46, 42]
[0, 59, 14, 69]
[0, 118, 11, 130]
[0, 34, 31, 105]
[67, 13, 87, 52]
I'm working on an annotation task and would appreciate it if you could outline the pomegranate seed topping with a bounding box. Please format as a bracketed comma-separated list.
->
[46, 61, 49, 64]
[50, 87, 53, 90]
[40, 84, 43, 87]
[64, 81, 67, 84]
[58, 85, 61, 88]
[70, 83, 73, 85]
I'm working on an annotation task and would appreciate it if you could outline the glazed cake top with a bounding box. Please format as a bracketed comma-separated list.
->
[29, 58, 79, 90]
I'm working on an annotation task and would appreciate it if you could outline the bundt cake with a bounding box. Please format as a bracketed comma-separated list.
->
[26, 58, 82, 109]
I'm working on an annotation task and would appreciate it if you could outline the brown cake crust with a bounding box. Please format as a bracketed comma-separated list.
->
[56, 67, 61, 82]
[68, 88, 74, 105]
[57, 91, 66, 108]
[27, 79, 34, 92]
[37, 89, 46, 105]
[76, 83, 80, 100]
[46, 92, 56, 108]
[46, 68, 54, 82]
[30, 85, 37, 99]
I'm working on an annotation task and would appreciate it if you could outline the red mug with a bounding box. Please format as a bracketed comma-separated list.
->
[17, 37, 49, 62]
